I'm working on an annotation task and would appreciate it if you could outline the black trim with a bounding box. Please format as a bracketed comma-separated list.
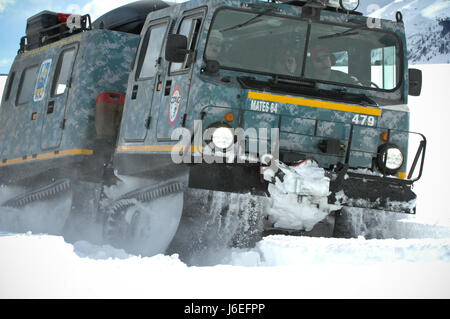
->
[168, 6, 207, 76]
[15, 64, 38, 107]
[50, 44, 79, 98]
[135, 17, 170, 81]
[188, 163, 268, 195]
[237, 76, 377, 106]
[4, 71, 15, 102]
[301, 24, 311, 77]
[329, 171, 417, 214]
[407, 134, 426, 181]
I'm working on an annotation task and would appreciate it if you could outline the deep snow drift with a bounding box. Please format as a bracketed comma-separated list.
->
[0, 232, 449, 298]
[0, 64, 449, 299]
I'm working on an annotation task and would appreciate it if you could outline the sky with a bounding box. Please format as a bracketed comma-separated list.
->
[0, 0, 166, 74]
[0, 0, 410, 75]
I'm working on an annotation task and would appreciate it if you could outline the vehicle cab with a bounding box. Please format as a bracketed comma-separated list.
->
[115, 0, 425, 215]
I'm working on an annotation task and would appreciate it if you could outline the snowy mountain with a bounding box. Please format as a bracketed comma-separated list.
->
[361, 0, 450, 64]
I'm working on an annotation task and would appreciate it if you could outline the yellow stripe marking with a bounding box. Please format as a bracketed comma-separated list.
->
[116, 145, 203, 153]
[20, 34, 82, 58]
[0, 149, 93, 167]
[248, 91, 382, 117]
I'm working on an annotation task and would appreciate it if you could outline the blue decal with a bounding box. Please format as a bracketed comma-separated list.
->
[34, 59, 52, 102]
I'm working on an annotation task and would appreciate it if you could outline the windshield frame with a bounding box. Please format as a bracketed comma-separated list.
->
[203, 6, 404, 94]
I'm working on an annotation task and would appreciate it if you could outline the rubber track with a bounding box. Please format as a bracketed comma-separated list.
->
[107, 181, 185, 214]
[2, 179, 71, 208]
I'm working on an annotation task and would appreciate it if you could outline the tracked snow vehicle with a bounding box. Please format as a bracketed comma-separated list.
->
[0, 1, 171, 243]
[0, 0, 426, 257]
[112, 0, 426, 255]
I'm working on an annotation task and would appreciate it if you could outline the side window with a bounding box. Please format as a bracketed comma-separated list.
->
[4, 72, 15, 101]
[170, 16, 202, 73]
[371, 46, 397, 90]
[137, 22, 168, 79]
[16, 65, 38, 106]
[52, 47, 76, 96]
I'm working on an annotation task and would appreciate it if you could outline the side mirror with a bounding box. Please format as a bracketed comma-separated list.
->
[204, 60, 220, 74]
[165, 34, 188, 63]
[408, 68, 422, 96]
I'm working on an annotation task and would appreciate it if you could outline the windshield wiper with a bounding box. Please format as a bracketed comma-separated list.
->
[268, 77, 377, 106]
[237, 76, 378, 107]
[220, 10, 272, 33]
[318, 27, 361, 40]
[270, 75, 317, 88]
[330, 89, 378, 106]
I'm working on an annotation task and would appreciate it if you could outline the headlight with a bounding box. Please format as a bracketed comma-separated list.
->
[384, 148, 404, 170]
[339, 0, 359, 11]
[377, 144, 404, 175]
[212, 126, 234, 150]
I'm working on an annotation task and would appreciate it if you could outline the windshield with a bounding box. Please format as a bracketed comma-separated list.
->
[205, 8, 402, 91]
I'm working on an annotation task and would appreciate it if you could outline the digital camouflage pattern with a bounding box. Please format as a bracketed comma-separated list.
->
[116, 0, 412, 176]
[0, 0, 418, 183]
[0, 0, 425, 253]
[0, 29, 138, 176]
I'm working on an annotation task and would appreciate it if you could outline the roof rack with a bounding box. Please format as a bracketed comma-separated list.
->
[19, 11, 92, 54]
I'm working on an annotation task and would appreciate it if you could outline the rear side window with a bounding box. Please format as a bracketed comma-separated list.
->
[16, 65, 38, 106]
[136, 22, 168, 79]
[52, 47, 76, 96]
[4, 72, 15, 101]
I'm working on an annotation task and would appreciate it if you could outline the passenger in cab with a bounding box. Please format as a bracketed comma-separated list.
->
[274, 50, 299, 76]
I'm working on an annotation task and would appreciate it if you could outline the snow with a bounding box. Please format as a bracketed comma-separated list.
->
[0, 232, 449, 298]
[0, 65, 450, 298]
[265, 160, 337, 231]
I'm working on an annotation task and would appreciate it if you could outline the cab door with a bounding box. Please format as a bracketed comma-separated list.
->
[122, 18, 170, 142]
[41, 44, 78, 150]
[155, 9, 205, 140]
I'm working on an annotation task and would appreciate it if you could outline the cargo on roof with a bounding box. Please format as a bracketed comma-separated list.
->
[92, 0, 172, 34]
[20, 10, 91, 53]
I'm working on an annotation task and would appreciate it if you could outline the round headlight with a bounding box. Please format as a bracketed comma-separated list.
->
[384, 147, 404, 170]
[377, 144, 404, 175]
[340, 0, 359, 11]
[212, 127, 234, 150]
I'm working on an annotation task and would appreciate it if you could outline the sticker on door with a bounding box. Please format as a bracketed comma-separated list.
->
[169, 85, 182, 126]
[34, 59, 52, 102]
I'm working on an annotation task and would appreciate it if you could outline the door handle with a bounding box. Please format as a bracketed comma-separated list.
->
[131, 85, 139, 100]
[47, 101, 55, 114]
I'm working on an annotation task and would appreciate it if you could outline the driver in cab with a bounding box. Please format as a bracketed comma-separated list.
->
[308, 45, 361, 86]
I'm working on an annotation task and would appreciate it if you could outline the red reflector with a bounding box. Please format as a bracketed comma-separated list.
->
[57, 13, 71, 23]
[96, 92, 125, 106]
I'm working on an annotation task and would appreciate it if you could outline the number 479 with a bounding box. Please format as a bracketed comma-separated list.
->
[352, 114, 375, 126]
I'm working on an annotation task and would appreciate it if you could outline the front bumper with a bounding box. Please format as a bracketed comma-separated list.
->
[188, 162, 418, 214]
